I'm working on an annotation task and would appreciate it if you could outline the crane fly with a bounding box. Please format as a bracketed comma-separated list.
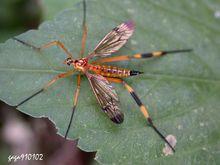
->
[13, 0, 192, 153]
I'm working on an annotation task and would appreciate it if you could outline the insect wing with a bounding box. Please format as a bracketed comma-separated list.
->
[86, 73, 124, 124]
[88, 21, 135, 58]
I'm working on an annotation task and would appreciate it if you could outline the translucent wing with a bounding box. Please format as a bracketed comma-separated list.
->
[86, 73, 124, 124]
[88, 20, 135, 58]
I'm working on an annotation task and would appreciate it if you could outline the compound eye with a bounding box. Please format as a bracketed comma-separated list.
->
[65, 58, 73, 65]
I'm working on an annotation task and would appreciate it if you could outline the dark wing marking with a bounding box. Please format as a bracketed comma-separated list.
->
[86, 73, 124, 124]
[88, 20, 135, 59]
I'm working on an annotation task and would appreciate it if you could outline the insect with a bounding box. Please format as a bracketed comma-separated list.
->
[13, 0, 192, 153]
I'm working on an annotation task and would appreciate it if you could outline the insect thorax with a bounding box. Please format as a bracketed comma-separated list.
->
[74, 58, 88, 72]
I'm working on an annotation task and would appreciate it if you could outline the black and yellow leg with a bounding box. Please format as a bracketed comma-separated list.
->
[64, 74, 81, 139]
[93, 49, 192, 64]
[79, 0, 87, 57]
[15, 70, 75, 108]
[106, 77, 175, 152]
[13, 38, 73, 59]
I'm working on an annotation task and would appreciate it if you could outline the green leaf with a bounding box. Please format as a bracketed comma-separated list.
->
[0, 0, 220, 164]
[42, 0, 81, 20]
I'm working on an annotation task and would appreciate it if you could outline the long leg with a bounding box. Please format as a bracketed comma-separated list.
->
[15, 70, 75, 107]
[79, 0, 87, 57]
[93, 49, 192, 64]
[106, 77, 175, 152]
[13, 37, 73, 59]
[64, 74, 81, 139]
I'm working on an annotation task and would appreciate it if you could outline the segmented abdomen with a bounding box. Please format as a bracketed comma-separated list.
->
[88, 64, 130, 78]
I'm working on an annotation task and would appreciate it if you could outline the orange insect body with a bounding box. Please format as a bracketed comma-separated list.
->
[70, 58, 131, 78]
[88, 64, 130, 78]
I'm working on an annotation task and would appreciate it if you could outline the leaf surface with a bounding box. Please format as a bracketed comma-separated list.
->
[0, 0, 220, 164]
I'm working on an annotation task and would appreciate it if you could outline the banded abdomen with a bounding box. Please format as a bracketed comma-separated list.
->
[88, 64, 143, 78]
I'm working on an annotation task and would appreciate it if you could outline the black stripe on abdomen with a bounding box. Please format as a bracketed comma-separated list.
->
[130, 70, 144, 76]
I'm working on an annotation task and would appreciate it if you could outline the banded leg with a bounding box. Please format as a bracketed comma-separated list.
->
[13, 38, 73, 59]
[93, 49, 192, 63]
[65, 74, 81, 139]
[106, 77, 175, 152]
[79, 0, 87, 57]
[15, 70, 75, 108]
